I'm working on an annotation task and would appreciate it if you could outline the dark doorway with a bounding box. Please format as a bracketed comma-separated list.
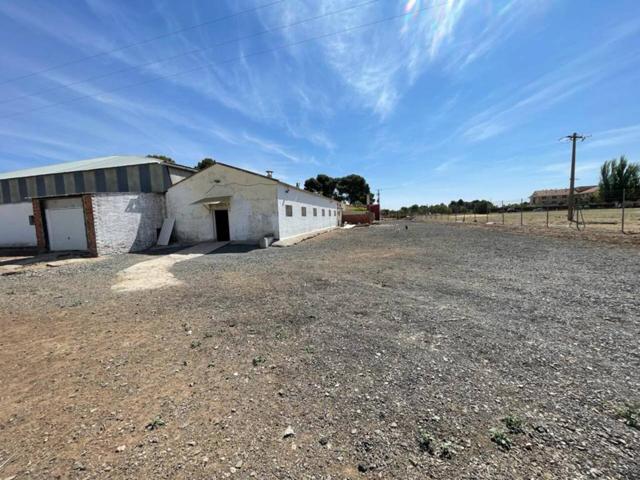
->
[214, 210, 230, 241]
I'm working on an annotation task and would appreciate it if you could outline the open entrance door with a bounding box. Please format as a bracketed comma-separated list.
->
[214, 210, 230, 241]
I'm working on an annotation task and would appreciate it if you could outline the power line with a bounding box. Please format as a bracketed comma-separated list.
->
[0, 0, 286, 86]
[0, 2, 446, 121]
[0, 0, 383, 106]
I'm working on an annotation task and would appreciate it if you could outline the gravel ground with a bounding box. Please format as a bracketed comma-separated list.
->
[0, 222, 638, 479]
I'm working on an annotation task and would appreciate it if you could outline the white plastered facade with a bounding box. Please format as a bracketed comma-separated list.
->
[166, 163, 339, 244]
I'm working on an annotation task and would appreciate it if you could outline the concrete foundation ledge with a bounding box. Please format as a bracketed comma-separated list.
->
[272, 227, 338, 247]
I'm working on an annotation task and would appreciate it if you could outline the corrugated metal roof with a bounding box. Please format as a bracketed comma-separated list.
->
[0, 155, 194, 180]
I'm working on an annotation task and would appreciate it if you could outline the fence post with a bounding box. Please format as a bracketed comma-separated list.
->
[520, 198, 524, 226]
[621, 189, 625, 233]
[546, 208, 549, 228]
[502, 201, 505, 225]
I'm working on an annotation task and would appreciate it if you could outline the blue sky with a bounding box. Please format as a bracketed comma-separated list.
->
[1, 0, 639, 208]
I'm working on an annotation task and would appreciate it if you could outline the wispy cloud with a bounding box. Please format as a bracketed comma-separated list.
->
[461, 21, 640, 142]
[255, 0, 476, 118]
[242, 132, 318, 165]
[434, 156, 461, 173]
[541, 160, 601, 175]
[586, 124, 640, 150]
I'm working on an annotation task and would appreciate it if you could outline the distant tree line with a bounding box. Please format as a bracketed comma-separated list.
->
[382, 199, 498, 217]
[384, 155, 640, 217]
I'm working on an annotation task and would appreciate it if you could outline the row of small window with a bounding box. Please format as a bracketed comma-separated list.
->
[285, 205, 337, 218]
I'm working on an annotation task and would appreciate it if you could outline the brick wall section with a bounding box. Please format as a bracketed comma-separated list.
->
[342, 212, 374, 225]
[31, 199, 47, 252]
[91, 193, 164, 255]
[367, 204, 380, 221]
[82, 194, 98, 257]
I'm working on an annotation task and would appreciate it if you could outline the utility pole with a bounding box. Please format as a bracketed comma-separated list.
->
[377, 189, 380, 205]
[563, 132, 587, 221]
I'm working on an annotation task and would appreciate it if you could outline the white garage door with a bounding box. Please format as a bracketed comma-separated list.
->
[45, 197, 88, 251]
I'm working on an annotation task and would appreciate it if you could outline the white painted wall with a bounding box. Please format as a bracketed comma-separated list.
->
[0, 202, 37, 247]
[92, 193, 164, 254]
[168, 167, 193, 185]
[166, 164, 279, 244]
[276, 185, 339, 240]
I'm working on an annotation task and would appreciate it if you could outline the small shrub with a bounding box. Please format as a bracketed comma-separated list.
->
[190, 340, 201, 349]
[417, 430, 435, 454]
[146, 416, 165, 430]
[502, 415, 524, 434]
[616, 404, 639, 430]
[489, 428, 511, 450]
[252, 356, 266, 367]
[274, 329, 287, 340]
[304, 345, 315, 354]
[439, 441, 454, 459]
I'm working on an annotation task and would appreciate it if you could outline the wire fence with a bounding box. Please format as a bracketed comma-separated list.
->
[390, 190, 640, 235]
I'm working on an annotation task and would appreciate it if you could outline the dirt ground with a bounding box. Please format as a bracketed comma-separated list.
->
[417, 212, 640, 248]
[0, 223, 638, 479]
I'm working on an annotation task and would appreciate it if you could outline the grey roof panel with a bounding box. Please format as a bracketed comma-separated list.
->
[0, 155, 195, 180]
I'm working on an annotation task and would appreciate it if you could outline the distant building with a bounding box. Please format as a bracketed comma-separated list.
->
[0, 156, 195, 255]
[1, 156, 340, 256]
[530, 186, 599, 206]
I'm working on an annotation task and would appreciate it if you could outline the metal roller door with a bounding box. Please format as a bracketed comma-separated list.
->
[44, 197, 88, 251]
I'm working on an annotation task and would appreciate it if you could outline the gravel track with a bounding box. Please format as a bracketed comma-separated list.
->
[0, 222, 638, 479]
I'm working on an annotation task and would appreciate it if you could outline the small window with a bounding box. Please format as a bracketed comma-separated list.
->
[313, 208, 317, 216]
[28, 215, 35, 226]
[285, 205, 293, 217]
[322, 209, 325, 216]
[301, 206, 307, 217]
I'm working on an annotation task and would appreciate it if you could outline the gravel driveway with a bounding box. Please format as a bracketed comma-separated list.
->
[0, 222, 638, 479]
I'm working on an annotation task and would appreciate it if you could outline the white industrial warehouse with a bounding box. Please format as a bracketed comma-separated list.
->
[0, 156, 341, 255]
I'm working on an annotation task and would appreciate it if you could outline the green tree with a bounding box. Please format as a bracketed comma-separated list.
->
[147, 154, 175, 164]
[303, 174, 339, 199]
[599, 156, 640, 202]
[303, 176, 322, 193]
[304, 173, 374, 203]
[195, 158, 215, 170]
[316, 174, 338, 198]
[336, 174, 372, 204]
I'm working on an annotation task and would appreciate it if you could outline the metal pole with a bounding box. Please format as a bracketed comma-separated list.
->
[622, 189, 625, 233]
[546, 208, 549, 228]
[567, 133, 577, 221]
[520, 198, 524, 226]
[502, 201, 504, 225]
